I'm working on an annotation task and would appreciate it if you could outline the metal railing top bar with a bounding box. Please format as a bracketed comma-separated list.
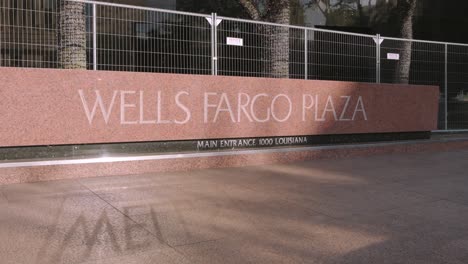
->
[67, 0, 211, 18]
[218, 15, 377, 38]
[68, 0, 377, 39]
[68, 0, 468, 47]
[381, 36, 468, 47]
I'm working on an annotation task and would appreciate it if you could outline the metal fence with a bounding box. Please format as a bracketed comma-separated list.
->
[1, 0, 468, 131]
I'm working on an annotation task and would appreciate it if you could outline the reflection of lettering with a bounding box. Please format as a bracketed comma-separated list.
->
[52, 210, 151, 261]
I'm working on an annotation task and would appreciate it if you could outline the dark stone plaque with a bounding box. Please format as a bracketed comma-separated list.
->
[0, 132, 431, 161]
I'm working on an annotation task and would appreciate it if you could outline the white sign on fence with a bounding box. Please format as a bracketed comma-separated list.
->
[227, 37, 244, 46]
[387, 53, 400, 60]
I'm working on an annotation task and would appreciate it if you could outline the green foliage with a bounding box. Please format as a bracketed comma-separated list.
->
[176, 0, 249, 17]
[326, 6, 359, 27]
[174, 0, 430, 39]
[290, 0, 305, 25]
[298, 0, 409, 36]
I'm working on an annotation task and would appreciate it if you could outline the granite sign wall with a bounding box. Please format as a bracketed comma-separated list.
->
[0, 67, 439, 147]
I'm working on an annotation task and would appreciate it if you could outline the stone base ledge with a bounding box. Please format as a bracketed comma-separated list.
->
[1, 138, 468, 185]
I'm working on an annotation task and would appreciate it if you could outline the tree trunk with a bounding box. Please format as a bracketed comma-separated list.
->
[266, 0, 291, 78]
[238, 0, 291, 78]
[396, 0, 417, 84]
[58, 1, 87, 69]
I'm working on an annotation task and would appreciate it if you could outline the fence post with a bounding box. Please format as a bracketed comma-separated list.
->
[376, 34, 381, 83]
[210, 12, 218, 76]
[445, 43, 448, 130]
[304, 29, 308, 80]
[92, 3, 97, 71]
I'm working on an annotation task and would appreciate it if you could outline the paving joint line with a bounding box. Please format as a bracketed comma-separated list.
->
[0, 187, 8, 202]
[395, 186, 465, 204]
[380, 199, 446, 215]
[436, 198, 468, 209]
[172, 237, 226, 248]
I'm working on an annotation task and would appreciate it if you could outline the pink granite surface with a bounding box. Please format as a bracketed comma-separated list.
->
[1, 139, 467, 185]
[0, 67, 439, 147]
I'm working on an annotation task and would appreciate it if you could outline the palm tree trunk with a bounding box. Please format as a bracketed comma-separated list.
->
[266, 0, 291, 78]
[396, 0, 417, 84]
[237, 0, 291, 78]
[58, 1, 87, 69]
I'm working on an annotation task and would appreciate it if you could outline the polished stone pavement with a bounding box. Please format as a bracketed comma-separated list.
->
[1, 149, 468, 264]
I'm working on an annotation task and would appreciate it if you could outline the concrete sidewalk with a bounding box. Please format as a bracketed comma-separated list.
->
[1, 149, 468, 264]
